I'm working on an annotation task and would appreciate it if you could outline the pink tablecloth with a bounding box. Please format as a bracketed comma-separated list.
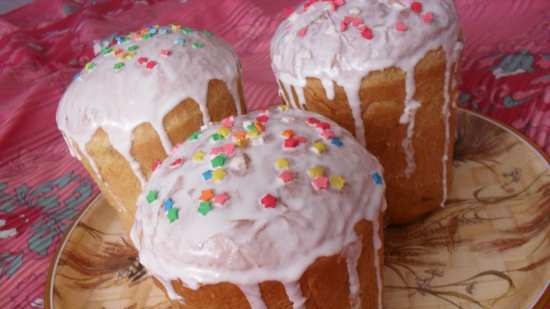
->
[0, 0, 548, 308]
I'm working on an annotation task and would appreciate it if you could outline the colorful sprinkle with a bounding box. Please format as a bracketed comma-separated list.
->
[171, 24, 182, 32]
[411, 1, 423, 13]
[192, 42, 205, 49]
[223, 144, 236, 157]
[211, 154, 227, 168]
[361, 27, 374, 40]
[122, 52, 135, 60]
[217, 127, 231, 138]
[307, 165, 326, 178]
[202, 170, 213, 181]
[170, 158, 184, 169]
[422, 12, 434, 24]
[278, 104, 289, 112]
[311, 140, 327, 155]
[212, 169, 227, 182]
[283, 137, 301, 150]
[221, 116, 235, 128]
[167, 207, 179, 223]
[316, 122, 331, 130]
[146, 190, 158, 203]
[163, 198, 174, 211]
[200, 189, 215, 201]
[84, 62, 96, 72]
[312, 176, 329, 191]
[159, 27, 170, 35]
[100, 47, 113, 55]
[189, 131, 200, 141]
[137, 57, 149, 65]
[275, 158, 290, 170]
[128, 45, 139, 52]
[260, 194, 278, 208]
[113, 62, 125, 72]
[146, 60, 158, 69]
[372, 172, 383, 185]
[279, 170, 295, 184]
[395, 21, 408, 32]
[256, 114, 270, 124]
[181, 27, 194, 34]
[330, 176, 346, 191]
[281, 129, 295, 138]
[152, 159, 162, 171]
[213, 193, 230, 206]
[160, 49, 172, 57]
[193, 150, 205, 162]
[306, 117, 321, 126]
[321, 129, 336, 139]
[330, 137, 344, 148]
[174, 37, 186, 46]
[211, 133, 225, 142]
[198, 201, 213, 215]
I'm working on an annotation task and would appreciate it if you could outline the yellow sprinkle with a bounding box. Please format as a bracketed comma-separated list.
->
[275, 158, 289, 170]
[192, 150, 205, 162]
[311, 140, 327, 155]
[278, 104, 289, 112]
[218, 127, 231, 138]
[212, 169, 227, 182]
[235, 138, 249, 148]
[171, 24, 182, 32]
[307, 165, 325, 178]
[247, 130, 260, 139]
[122, 51, 135, 60]
[330, 176, 346, 191]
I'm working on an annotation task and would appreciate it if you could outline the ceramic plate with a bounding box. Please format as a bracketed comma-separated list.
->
[45, 109, 549, 309]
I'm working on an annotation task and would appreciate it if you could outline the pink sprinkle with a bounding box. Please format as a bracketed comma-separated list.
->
[316, 122, 331, 130]
[297, 27, 308, 38]
[137, 57, 148, 65]
[152, 159, 162, 171]
[343, 16, 354, 24]
[256, 114, 270, 124]
[146, 60, 157, 69]
[283, 137, 300, 149]
[396, 21, 408, 32]
[221, 116, 235, 128]
[422, 12, 434, 24]
[361, 27, 374, 40]
[411, 1, 423, 13]
[160, 49, 172, 57]
[306, 117, 321, 126]
[223, 144, 236, 157]
[321, 129, 335, 139]
[351, 17, 364, 27]
[279, 170, 295, 183]
[261, 194, 278, 208]
[210, 146, 224, 156]
[312, 176, 329, 191]
[214, 193, 230, 206]
[170, 158, 184, 168]
[340, 21, 349, 32]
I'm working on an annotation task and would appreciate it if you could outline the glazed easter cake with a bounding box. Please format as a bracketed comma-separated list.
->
[131, 107, 386, 308]
[271, 0, 463, 224]
[56, 24, 246, 231]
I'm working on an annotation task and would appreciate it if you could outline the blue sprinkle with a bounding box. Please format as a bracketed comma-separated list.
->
[115, 35, 126, 44]
[174, 37, 186, 46]
[330, 137, 343, 148]
[73, 72, 82, 81]
[372, 172, 383, 185]
[163, 198, 174, 211]
[148, 27, 158, 35]
[202, 170, 213, 181]
[159, 27, 170, 35]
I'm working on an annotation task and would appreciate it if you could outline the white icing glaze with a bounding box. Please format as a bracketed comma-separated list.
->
[271, 0, 461, 186]
[131, 108, 385, 307]
[344, 239, 362, 308]
[239, 285, 267, 309]
[57, 25, 243, 188]
[283, 281, 306, 308]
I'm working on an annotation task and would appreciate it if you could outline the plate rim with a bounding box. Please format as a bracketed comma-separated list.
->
[43, 108, 549, 309]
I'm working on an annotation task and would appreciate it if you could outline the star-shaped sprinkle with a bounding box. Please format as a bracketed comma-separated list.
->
[193, 150, 205, 162]
[223, 144, 236, 157]
[283, 137, 301, 150]
[330, 137, 344, 148]
[411, 1, 423, 13]
[307, 165, 326, 178]
[200, 189, 215, 201]
[163, 198, 174, 211]
[311, 140, 327, 155]
[202, 170, 213, 181]
[198, 201, 212, 215]
[312, 176, 329, 191]
[167, 207, 179, 223]
[128, 45, 139, 52]
[182, 27, 194, 34]
[279, 170, 295, 184]
[151, 159, 162, 171]
[137, 57, 148, 65]
[260, 194, 278, 208]
[395, 21, 408, 32]
[211, 154, 227, 168]
[146, 60, 157, 70]
[174, 37, 186, 45]
[212, 169, 227, 182]
[146, 190, 158, 203]
[188, 131, 200, 141]
[278, 104, 289, 112]
[256, 114, 270, 123]
[274, 158, 289, 170]
[321, 129, 336, 139]
[217, 127, 231, 138]
[316, 122, 331, 130]
[192, 42, 205, 49]
[372, 172, 383, 185]
[84, 62, 96, 72]
[170, 158, 184, 169]
[211, 133, 224, 142]
[306, 117, 320, 126]
[213, 193, 230, 206]
[221, 116, 235, 128]
[281, 129, 295, 138]
[422, 12, 434, 24]
[210, 146, 224, 156]
[160, 49, 172, 57]
[330, 175, 346, 191]
[100, 47, 113, 55]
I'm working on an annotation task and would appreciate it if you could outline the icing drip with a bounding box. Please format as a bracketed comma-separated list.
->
[344, 238, 363, 308]
[321, 79, 335, 101]
[283, 281, 306, 308]
[345, 82, 366, 146]
[155, 276, 184, 301]
[239, 285, 267, 309]
[57, 25, 243, 187]
[372, 214, 383, 309]
[131, 108, 386, 304]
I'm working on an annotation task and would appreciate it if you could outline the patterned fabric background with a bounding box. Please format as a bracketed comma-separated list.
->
[0, 0, 548, 308]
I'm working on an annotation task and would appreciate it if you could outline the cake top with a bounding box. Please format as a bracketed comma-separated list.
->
[57, 24, 242, 160]
[131, 107, 385, 288]
[271, 0, 460, 85]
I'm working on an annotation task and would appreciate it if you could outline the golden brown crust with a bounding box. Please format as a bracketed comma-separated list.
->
[282, 48, 457, 224]
[161, 218, 383, 309]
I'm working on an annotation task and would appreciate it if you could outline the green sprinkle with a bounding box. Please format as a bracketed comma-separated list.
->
[203, 30, 213, 37]
[84, 62, 96, 72]
[100, 47, 113, 55]
[189, 131, 200, 141]
[182, 27, 194, 34]
[246, 123, 258, 132]
[198, 201, 213, 215]
[211, 133, 224, 142]
[192, 42, 205, 49]
[167, 207, 179, 223]
[143, 33, 152, 40]
[146, 190, 158, 203]
[128, 45, 139, 51]
[211, 154, 227, 168]
[113, 62, 125, 71]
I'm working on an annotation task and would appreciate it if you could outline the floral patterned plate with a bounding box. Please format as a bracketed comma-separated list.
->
[45, 109, 549, 309]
